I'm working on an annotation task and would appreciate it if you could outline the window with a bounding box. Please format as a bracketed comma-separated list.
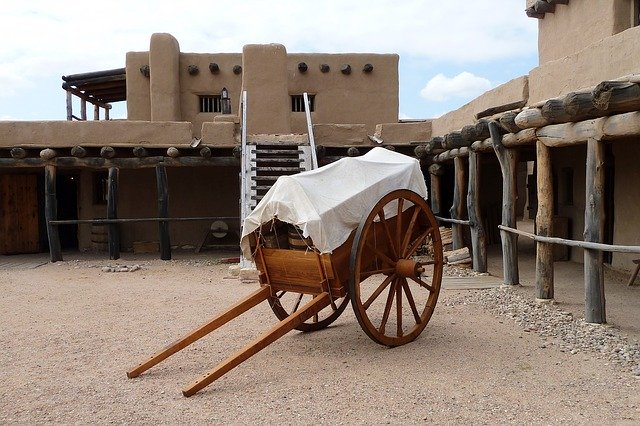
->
[199, 95, 222, 113]
[291, 94, 315, 112]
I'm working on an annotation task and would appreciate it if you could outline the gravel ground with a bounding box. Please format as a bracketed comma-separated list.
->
[1, 256, 639, 424]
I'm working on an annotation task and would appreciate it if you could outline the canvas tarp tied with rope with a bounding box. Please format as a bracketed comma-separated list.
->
[240, 147, 428, 260]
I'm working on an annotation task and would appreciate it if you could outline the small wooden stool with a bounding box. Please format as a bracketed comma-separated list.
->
[628, 259, 640, 286]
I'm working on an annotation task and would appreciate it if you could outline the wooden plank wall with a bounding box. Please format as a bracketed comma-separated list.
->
[0, 174, 40, 254]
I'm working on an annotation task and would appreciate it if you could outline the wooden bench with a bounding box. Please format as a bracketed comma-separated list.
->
[628, 259, 640, 286]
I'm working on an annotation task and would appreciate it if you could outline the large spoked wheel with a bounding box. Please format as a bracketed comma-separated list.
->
[349, 189, 443, 347]
[269, 292, 349, 332]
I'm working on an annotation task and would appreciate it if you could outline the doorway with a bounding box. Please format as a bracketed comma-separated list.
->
[56, 174, 79, 250]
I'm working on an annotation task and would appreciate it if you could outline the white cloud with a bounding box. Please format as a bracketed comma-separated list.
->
[420, 72, 492, 102]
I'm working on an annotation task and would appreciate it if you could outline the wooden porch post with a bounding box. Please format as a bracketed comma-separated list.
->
[584, 137, 606, 323]
[428, 163, 444, 215]
[66, 91, 73, 121]
[467, 150, 487, 272]
[536, 140, 554, 299]
[94, 104, 100, 121]
[107, 167, 120, 260]
[44, 165, 63, 262]
[80, 99, 87, 121]
[450, 156, 467, 250]
[156, 164, 171, 260]
[489, 122, 519, 285]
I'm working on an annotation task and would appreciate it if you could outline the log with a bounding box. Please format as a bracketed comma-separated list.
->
[167, 147, 180, 158]
[534, 0, 555, 13]
[563, 90, 601, 121]
[541, 98, 571, 124]
[584, 137, 606, 323]
[414, 145, 428, 159]
[515, 108, 549, 129]
[66, 90, 72, 121]
[470, 139, 493, 152]
[200, 146, 212, 158]
[475, 100, 527, 120]
[233, 65, 242, 75]
[536, 140, 554, 299]
[297, 62, 308, 73]
[320, 64, 330, 73]
[499, 111, 521, 134]
[443, 132, 466, 149]
[107, 167, 120, 260]
[526, 7, 544, 18]
[208, 62, 220, 74]
[425, 137, 444, 153]
[340, 64, 351, 75]
[502, 128, 537, 147]
[547, 0, 569, 4]
[156, 165, 171, 260]
[133, 146, 148, 158]
[80, 99, 87, 121]
[467, 150, 487, 272]
[347, 147, 360, 157]
[536, 118, 604, 147]
[489, 121, 519, 285]
[44, 165, 63, 262]
[94, 105, 100, 121]
[100, 146, 115, 159]
[363, 63, 374, 73]
[450, 156, 467, 250]
[460, 124, 478, 142]
[40, 148, 57, 160]
[592, 81, 640, 113]
[71, 146, 87, 158]
[10, 147, 27, 159]
[444, 247, 471, 263]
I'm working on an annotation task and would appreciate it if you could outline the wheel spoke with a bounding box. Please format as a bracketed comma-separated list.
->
[396, 278, 403, 337]
[363, 273, 396, 310]
[378, 279, 397, 334]
[276, 290, 286, 298]
[404, 228, 432, 258]
[395, 198, 404, 253]
[365, 241, 396, 268]
[360, 267, 395, 279]
[400, 207, 421, 259]
[409, 275, 436, 293]
[377, 210, 398, 260]
[292, 293, 304, 313]
[401, 278, 422, 324]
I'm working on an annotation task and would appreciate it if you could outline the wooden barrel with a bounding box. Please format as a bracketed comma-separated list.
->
[288, 225, 313, 251]
[90, 225, 108, 251]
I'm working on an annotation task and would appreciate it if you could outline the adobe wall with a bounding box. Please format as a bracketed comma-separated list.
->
[430, 76, 529, 136]
[179, 53, 242, 138]
[126, 52, 151, 121]
[149, 33, 181, 121]
[529, 25, 640, 103]
[611, 138, 640, 271]
[0, 121, 193, 148]
[287, 53, 399, 135]
[537, 0, 636, 64]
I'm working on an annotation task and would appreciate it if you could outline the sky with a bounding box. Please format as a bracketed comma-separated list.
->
[0, 0, 538, 122]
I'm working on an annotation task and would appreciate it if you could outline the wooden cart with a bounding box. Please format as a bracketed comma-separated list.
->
[126, 189, 443, 396]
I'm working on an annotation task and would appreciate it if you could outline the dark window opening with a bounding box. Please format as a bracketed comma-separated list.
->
[199, 95, 222, 113]
[291, 94, 315, 112]
[636, 0, 640, 26]
[93, 171, 108, 205]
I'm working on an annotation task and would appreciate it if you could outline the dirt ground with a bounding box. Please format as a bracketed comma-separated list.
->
[1, 250, 639, 424]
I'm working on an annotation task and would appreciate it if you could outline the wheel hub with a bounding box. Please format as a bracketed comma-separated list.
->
[395, 259, 423, 278]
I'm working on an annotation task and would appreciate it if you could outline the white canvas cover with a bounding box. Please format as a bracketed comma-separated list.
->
[240, 147, 428, 259]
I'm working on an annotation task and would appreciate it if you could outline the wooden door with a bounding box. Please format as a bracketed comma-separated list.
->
[0, 174, 40, 254]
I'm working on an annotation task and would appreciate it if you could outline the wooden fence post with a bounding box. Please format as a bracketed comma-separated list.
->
[489, 121, 519, 285]
[536, 140, 554, 299]
[107, 167, 120, 260]
[44, 165, 63, 262]
[156, 165, 171, 260]
[467, 150, 487, 272]
[450, 157, 467, 249]
[584, 137, 606, 323]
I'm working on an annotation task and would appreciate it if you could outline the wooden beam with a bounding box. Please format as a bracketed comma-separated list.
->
[499, 111, 521, 134]
[502, 128, 538, 147]
[584, 137, 606, 323]
[450, 156, 467, 249]
[71, 146, 87, 158]
[10, 147, 27, 159]
[81, 99, 87, 121]
[44, 165, 63, 262]
[535, 140, 554, 299]
[541, 99, 571, 124]
[467, 150, 487, 272]
[475, 100, 527, 120]
[107, 167, 120, 260]
[489, 121, 519, 285]
[63, 85, 112, 109]
[156, 165, 171, 260]
[515, 108, 549, 130]
[592, 81, 640, 113]
[66, 91, 72, 121]
[94, 104, 100, 121]
[0, 156, 240, 169]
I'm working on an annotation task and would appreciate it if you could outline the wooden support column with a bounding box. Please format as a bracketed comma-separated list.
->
[428, 163, 444, 215]
[584, 137, 606, 323]
[66, 91, 72, 121]
[107, 167, 120, 260]
[489, 122, 519, 285]
[467, 151, 487, 272]
[105, 108, 110, 120]
[81, 99, 87, 121]
[156, 165, 171, 260]
[94, 105, 100, 120]
[450, 157, 467, 249]
[44, 165, 63, 262]
[536, 140, 554, 299]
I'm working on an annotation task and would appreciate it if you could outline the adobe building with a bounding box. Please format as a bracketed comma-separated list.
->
[421, 0, 640, 323]
[0, 34, 431, 257]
